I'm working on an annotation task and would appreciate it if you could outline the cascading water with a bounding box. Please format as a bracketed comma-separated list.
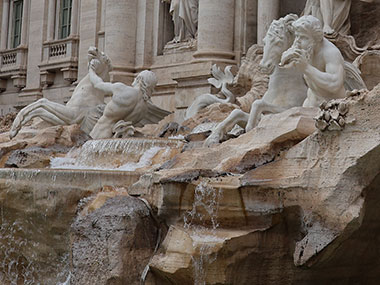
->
[183, 181, 223, 285]
[50, 138, 183, 171]
[0, 205, 71, 284]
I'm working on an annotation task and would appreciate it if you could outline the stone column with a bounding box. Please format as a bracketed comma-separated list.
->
[1, 0, 10, 50]
[104, 0, 137, 84]
[20, 0, 30, 46]
[193, 0, 235, 62]
[77, 0, 100, 80]
[19, 0, 45, 105]
[46, 0, 56, 41]
[257, 0, 280, 45]
[135, 0, 154, 71]
[70, 0, 79, 36]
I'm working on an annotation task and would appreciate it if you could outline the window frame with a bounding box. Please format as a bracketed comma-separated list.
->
[58, 0, 73, 39]
[11, 0, 23, 48]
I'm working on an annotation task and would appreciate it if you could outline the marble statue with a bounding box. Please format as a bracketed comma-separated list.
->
[205, 14, 308, 146]
[163, 0, 199, 43]
[88, 61, 171, 139]
[10, 47, 112, 139]
[280, 15, 347, 107]
[303, 0, 351, 35]
[185, 64, 235, 120]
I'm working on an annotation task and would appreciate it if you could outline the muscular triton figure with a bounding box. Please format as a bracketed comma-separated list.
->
[88, 60, 170, 139]
[280, 15, 346, 107]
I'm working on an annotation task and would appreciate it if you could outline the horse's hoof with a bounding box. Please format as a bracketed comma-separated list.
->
[204, 133, 220, 148]
[9, 128, 18, 139]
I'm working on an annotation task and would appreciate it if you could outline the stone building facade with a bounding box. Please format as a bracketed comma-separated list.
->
[0, 0, 305, 119]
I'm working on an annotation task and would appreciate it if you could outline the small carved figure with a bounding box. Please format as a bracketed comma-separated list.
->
[163, 0, 199, 43]
[10, 47, 112, 139]
[88, 61, 171, 139]
[303, 0, 351, 35]
[281, 15, 347, 107]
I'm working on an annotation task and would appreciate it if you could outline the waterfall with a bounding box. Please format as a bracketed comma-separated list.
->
[0, 206, 71, 285]
[183, 181, 223, 285]
[50, 138, 183, 171]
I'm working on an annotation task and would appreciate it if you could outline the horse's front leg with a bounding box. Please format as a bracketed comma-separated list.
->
[10, 99, 46, 138]
[10, 99, 76, 139]
[245, 99, 286, 132]
[21, 108, 68, 127]
[204, 109, 249, 147]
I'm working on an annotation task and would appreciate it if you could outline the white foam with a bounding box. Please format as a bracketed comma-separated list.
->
[50, 146, 164, 171]
[117, 146, 163, 171]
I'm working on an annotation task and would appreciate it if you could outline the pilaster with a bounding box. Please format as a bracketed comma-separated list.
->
[193, 0, 236, 64]
[0, 0, 10, 50]
[257, 0, 280, 45]
[104, 0, 138, 84]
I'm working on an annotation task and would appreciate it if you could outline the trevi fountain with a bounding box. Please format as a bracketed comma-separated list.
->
[0, 0, 380, 284]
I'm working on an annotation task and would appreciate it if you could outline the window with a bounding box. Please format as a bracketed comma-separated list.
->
[59, 0, 72, 39]
[12, 0, 23, 48]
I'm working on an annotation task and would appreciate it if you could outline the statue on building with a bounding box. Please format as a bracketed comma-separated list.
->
[88, 61, 171, 139]
[303, 0, 351, 35]
[10, 47, 112, 139]
[163, 0, 199, 43]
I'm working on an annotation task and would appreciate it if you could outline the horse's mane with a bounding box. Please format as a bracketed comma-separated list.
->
[266, 14, 298, 40]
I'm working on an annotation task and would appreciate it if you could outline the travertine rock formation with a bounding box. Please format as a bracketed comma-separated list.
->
[0, 112, 16, 133]
[132, 85, 380, 284]
[0, 169, 141, 284]
[0, 124, 88, 168]
[71, 195, 160, 285]
[160, 106, 317, 173]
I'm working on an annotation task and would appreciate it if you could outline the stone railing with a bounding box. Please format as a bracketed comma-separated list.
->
[39, 36, 79, 84]
[0, 47, 28, 72]
[1, 51, 17, 66]
[49, 42, 67, 58]
[0, 47, 28, 89]
[42, 37, 79, 63]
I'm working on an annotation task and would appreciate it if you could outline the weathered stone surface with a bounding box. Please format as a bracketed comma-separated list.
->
[71, 195, 159, 285]
[182, 103, 238, 131]
[0, 169, 141, 284]
[0, 124, 88, 168]
[131, 85, 380, 284]
[0, 112, 16, 133]
[161, 107, 318, 173]
[351, 1, 380, 48]
[353, 50, 380, 90]
[5, 146, 69, 168]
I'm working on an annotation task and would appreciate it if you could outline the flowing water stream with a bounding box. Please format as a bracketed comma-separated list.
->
[0, 204, 71, 284]
[50, 138, 183, 171]
[183, 181, 224, 285]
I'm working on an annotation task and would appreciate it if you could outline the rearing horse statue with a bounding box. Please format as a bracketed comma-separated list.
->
[205, 14, 308, 146]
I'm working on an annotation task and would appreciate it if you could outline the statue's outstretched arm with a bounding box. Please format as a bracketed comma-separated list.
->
[88, 65, 114, 94]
